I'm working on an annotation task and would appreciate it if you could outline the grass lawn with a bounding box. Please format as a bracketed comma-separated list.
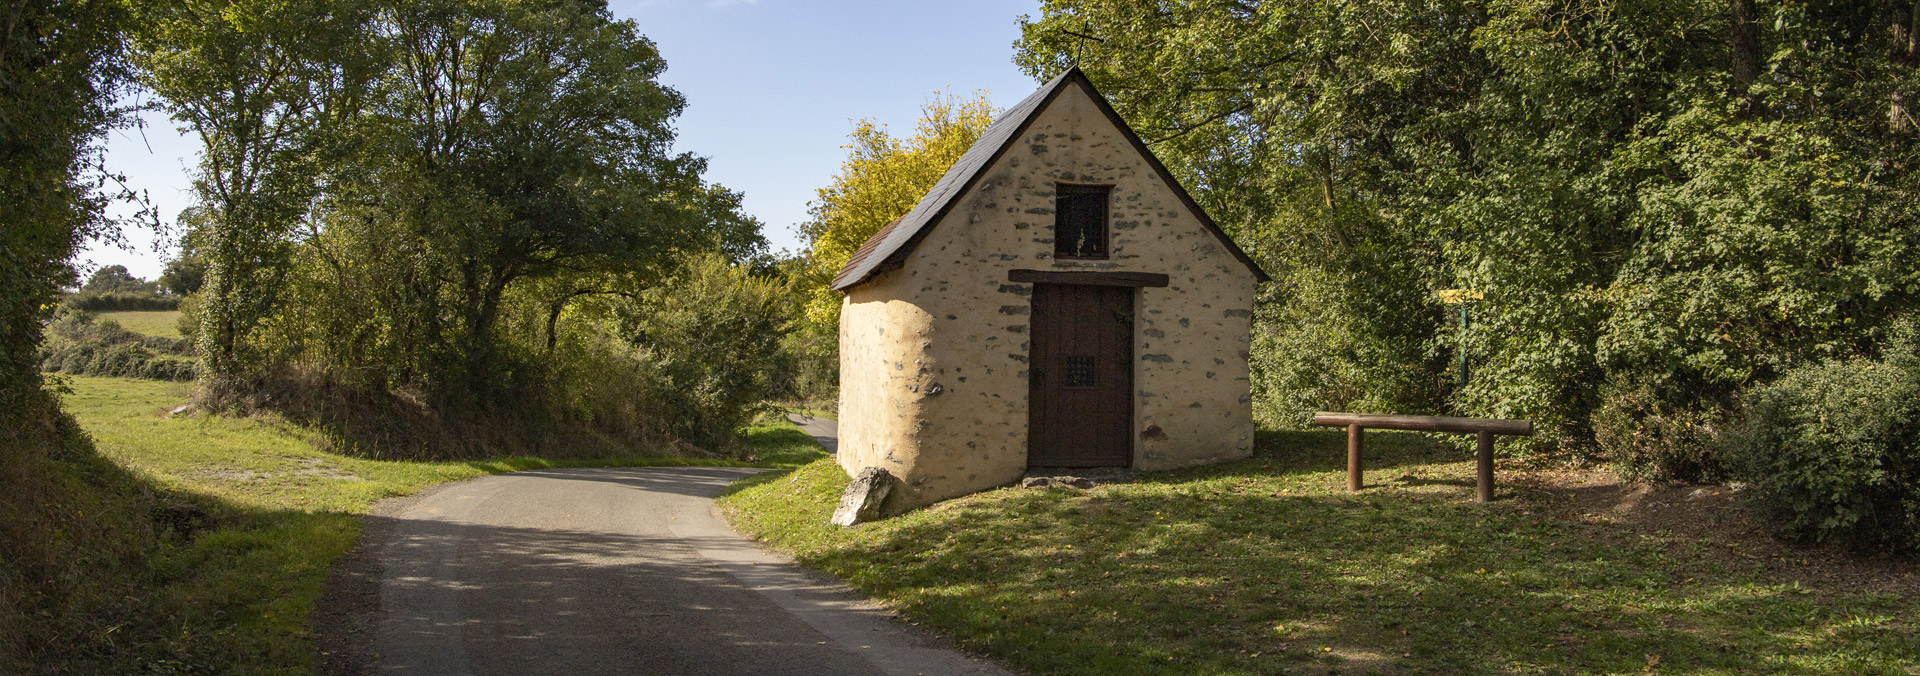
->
[721, 432, 1919, 676]
[95, 310, 183, 338]
[57, 375, 824, 673]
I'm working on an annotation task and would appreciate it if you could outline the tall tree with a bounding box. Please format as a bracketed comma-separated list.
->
[788, 92, 997, 397]
[299, 0, 762, 399]
[0, 1, 150, 669]
[139, 0, 764, 407]
[133, 0, 374, 383]
[1, 0, 133, 405]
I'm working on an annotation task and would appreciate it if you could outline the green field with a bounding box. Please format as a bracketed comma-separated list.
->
[95, 310, 183, 338]
[55, 375, 825, 673]
[722, 435, 1920, 676]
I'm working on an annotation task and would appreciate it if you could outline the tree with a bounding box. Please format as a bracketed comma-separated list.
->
[137, 0, 764, 410]
[157, 240, 206, 296]
[1015, 0, 1920, 464]
[288, 0, 763, 401]
[1, 0, 134, 405]
[133, 0, 375, 383]
[789, 92, 997, 399]
[80, 265, 144, 294]
[0, 1, 152, 669]
[617, 254, 792, 448]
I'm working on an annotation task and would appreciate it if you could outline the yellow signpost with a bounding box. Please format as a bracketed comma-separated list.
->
[1438, 289, 1482, 390]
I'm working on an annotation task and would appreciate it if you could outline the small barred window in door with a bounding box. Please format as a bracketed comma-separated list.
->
[1063, 356, 1096, 388]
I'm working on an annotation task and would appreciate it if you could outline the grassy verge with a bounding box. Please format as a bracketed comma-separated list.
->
[735, 414, 836, 466]
[49, 376, 823, 673]
[96, 310, 183, 338]
[721, 432, 1918, 675]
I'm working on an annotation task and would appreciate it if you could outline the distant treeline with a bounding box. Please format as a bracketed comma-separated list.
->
[59, 264, 183, 311]
[63, 292, 178, 312]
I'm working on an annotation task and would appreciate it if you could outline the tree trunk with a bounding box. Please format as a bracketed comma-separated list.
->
[1890, 0, 1919, 133]
[459, 267, 515, 400]
[1730, 0, 1762, 110]
[544, 289, 598, 354]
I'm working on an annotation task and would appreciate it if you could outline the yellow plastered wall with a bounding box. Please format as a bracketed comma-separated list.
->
[838, 81, 1257, 509]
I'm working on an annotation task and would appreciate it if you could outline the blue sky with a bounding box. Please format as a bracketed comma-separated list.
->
[86, 0, 1044, 278]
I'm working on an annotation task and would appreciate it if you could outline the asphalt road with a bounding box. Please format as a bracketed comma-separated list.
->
[353, 466, 1012, 676]
[786, 413, 838, 455]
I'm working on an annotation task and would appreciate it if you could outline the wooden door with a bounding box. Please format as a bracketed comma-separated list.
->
[1028, 284, 1133, 467]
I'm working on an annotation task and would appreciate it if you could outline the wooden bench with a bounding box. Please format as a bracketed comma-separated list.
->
[1309, 412, 1534, 503]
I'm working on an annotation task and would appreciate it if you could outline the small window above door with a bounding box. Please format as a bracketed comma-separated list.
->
[1054, 184, 1111, 260]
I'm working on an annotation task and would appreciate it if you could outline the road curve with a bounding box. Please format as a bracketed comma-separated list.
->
[355, 466, 1011, 676]
[786, 413, 838, 455]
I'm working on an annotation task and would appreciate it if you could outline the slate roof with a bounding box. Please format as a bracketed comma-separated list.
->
[830, 66, 1269, 291]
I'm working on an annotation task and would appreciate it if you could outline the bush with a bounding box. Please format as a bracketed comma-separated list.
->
[618, 255, 792, 450]
[175, 291, 203, 341]
[1593, 380, 1731, 483]
[39, 312, 197, 381]
[1727, 336, 1920, 553]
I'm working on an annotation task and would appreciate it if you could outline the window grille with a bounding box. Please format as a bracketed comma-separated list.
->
[1063, 355, 1096, 388]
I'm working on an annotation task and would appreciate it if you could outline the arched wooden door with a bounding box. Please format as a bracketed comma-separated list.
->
[1027, 283, 1133, 467]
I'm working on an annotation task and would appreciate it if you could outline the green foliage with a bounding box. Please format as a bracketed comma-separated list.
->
[138, 0, 769, 454]
[63, 264, 179, 313]
[0, 387, 168, 674]
[617, 255, 794, 450]
[69, 265, 180, 313]
[1591, 380, 1730, 483]
[285, 0, 755, 400]
[0, 0, 133, 407]
[134, 0, 370, 383]
[157, 210, 208, 295]
[0, 2, 156, 671]
[1727, 323, 1920, 553]
[81, 264, 148, 293]
[39, 312, 198, 381]
[175, 293, 203, 342]
[1015, 0, 1920, 462]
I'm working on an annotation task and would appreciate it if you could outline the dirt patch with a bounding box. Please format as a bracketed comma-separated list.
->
[291, 456, 366, 481]
[1508, 464, 1919, 599]
[192, 457, 364, 483]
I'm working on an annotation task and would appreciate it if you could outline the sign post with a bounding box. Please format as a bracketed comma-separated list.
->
[1436, 289, 1483, 391]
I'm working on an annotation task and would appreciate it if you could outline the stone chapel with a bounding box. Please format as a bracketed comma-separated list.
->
[832, 67, 1269, 509]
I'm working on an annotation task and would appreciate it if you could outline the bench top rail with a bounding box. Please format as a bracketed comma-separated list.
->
[1310, 412, 1533, 436]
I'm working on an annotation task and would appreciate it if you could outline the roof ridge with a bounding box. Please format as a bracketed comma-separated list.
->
[830, 67, 1267, 291]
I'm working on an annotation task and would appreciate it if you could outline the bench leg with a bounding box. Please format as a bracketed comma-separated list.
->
[1476, 430, 1494, 502]
[1347, 424, 1364, 491]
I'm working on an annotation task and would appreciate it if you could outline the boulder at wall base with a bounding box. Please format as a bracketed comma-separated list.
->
[830, 467, 896, 527]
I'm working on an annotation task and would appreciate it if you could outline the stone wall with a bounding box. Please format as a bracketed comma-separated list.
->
[837, 80, 1257, 509]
